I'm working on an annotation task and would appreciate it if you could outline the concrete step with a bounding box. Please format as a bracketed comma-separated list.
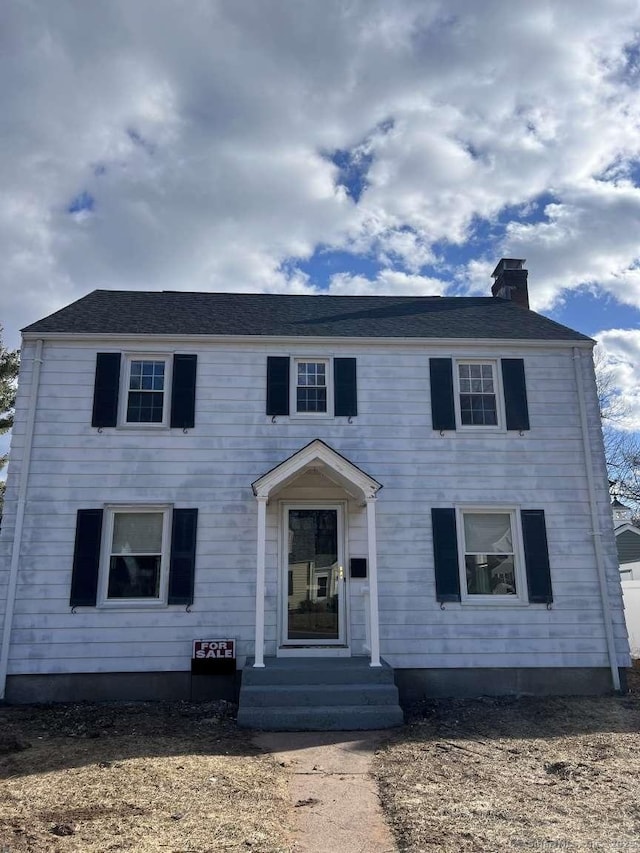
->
[237, 656, 404, 730]
[242, 657, 395, 687]
[237, 704, 404, 731]
[241, 682, 400, 708]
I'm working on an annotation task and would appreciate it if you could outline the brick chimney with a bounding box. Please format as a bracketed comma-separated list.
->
[491, 258, 529, 308]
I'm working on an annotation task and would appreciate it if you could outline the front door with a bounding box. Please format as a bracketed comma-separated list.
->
[282, 505, 346, 646]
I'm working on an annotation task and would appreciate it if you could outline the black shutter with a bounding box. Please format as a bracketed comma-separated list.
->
[432, 508, 461, 602]
[502, 358, 530, 431]
[70, 509, 103, 607]
[521, 509, 553, 603]
[334, 358, 357, 417]
[92, 353, 121, 427]
[170, 354, 197, 429]
[168, 508, 198, 605]
[430, 358, 456, 431]
[266, 356, 290, 416]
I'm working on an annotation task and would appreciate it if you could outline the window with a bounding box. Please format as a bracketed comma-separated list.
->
[316, 575, 329, 599]
[102, 507, 171, 604]
[459, 510, 520, 599]
[92, 353, 197, 430]
[125, 358, 169, 424]
[431, 506, 552, 605]
[457, 362, 498, 426]
[266, 356, 356, 418]
[294, 359, 331, 415]
[429, 357, 529, 433]
[71, 506, 199, 608]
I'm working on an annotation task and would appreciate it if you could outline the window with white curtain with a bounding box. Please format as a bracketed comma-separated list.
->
[461, 510, 518, 597]
[101, 507, 171, 604]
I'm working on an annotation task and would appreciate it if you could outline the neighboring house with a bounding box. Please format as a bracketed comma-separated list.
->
[612, 499, 640, 580]
[613, 498, 640, 659]
[0, 259, 630, 719]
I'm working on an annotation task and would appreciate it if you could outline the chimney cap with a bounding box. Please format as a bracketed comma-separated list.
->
[492, 258, 526, 278]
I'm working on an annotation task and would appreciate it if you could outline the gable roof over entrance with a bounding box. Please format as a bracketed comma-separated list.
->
[251, 439, 382, 503]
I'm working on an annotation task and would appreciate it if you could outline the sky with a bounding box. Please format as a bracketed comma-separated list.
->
[2, 0, 640, 441]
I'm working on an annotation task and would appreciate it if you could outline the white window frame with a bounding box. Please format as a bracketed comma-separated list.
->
[314, 572, 330, 600]
[454, 359, 504, 431]
[119, 354, 172, 428]
[290, 357, 334, 418]
[98, 505, 172, 608]
[455, 506, 528, 605]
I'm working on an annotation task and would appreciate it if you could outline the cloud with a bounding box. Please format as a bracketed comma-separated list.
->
[500, 183, 640, 311]
[595, 329, 640, 431]
[2, 0, 640, 350]
[328, 269, 447, 295]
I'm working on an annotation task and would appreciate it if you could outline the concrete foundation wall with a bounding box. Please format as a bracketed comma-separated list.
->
[5, 672, 239, 704]
[394, 667, 622, 703]
[4, 666, 624, 705]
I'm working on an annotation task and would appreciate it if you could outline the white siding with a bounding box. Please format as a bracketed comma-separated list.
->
[0, 337, 630, 675]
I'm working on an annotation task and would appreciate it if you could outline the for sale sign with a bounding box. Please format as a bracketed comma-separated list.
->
[191, 639, 236, 675]
[193, 639, 235, 660]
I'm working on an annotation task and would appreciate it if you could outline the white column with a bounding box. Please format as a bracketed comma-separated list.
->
[366, 497, 381, 667]
[254, 495, 268, 668]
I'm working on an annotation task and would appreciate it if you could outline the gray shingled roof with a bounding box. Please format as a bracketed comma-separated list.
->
[22, 290, 591, 341]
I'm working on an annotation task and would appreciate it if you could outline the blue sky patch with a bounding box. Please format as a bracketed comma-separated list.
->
[325, 146, 373, 203]
[293, 248, 382, 290]
[67, 190, 95, 215]
[548, 287, 640, 337]
[619, 38, 640, 86]
[323, 118, 394, 203]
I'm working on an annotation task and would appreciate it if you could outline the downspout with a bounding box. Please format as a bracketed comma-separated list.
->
[573, 347, 620, 692]
[0, 339, 44, 700]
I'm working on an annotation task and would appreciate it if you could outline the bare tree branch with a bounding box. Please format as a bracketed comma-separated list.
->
[0, 327, 19, 521]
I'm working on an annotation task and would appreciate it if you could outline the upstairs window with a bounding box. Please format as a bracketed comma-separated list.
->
[126, 359, 168, 424]
[458, 362, 498, 426]
[429, 357, 529, 432]
[92, 353, 197, 430]
[295, 359, 329, 414]
[266, 356, 357, 418]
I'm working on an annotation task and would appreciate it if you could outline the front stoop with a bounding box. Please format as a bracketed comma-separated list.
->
[237, 657, 404, 730]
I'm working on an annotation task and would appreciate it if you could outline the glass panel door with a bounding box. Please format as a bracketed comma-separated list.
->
[286, 508, 343, 643]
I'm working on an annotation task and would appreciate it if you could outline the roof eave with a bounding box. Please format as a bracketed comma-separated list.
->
[20, 330, 595, 347]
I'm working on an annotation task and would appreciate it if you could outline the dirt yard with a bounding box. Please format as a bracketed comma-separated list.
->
[375, 667, 640, 853]
[0, 700, 290, 853]
[2, 674, 640, 853]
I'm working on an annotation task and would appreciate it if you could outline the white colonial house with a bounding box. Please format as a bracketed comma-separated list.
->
[0, 259, 630, 728]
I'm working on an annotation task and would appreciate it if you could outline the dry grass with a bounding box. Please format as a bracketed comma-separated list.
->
[5, 673, 640, 853]
[0, 700, 291, 853]
[374, 667, 640, 852]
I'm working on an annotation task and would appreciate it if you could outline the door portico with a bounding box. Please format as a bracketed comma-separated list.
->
[251, 440, 382, 668]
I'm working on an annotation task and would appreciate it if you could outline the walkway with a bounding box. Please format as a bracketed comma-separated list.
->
[254, 730, 398, 853]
